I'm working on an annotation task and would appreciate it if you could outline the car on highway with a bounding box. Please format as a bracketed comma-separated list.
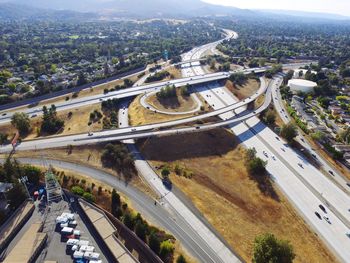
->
[319, 204, 327, 213]
[263, 151, 268, 157]
[311, 154, 317, 159]
[275, 136, 280, 141]
[196, 126, 200, 129]
[298, 163, 303, 168]
[281, 148, 285, 152]
[328, 170, 334, 176]
[1, 113, 6, 116]
[88, 132, 93, 136]
[31, 114, 37, 118]
[315, 211, 322, 220]
[323, 216, 331, 224]
[346, 232, 350, 238]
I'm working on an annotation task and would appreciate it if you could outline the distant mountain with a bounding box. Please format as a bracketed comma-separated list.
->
[0, 2, 97, 21]
[257, 9, 350, 21]
[0, 0, 254, 18]
[0, 0, 349, 21]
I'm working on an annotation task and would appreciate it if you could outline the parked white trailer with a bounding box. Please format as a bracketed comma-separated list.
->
[84, 251, 100, 260]
[79, 245, 95, 253]
[73, 250, 84, 259]
[61, 227, 74, 235]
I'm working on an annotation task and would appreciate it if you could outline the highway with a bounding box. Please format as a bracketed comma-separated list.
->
[272, 83, 350, 194]
[181, 38, 350, 262]
[1, 27, 348, 262]
[118, 37, 243, 263]
[5, 157, 240, 263]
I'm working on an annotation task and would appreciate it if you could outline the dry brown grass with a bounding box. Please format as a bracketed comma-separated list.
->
[167, 67, 182, 79]
[225, 79, 260, 100]
[0, 104, 104, 140]
[137, 129, 337, 263]
[146, 90, 197, 113]
[128, 95, 193, 126]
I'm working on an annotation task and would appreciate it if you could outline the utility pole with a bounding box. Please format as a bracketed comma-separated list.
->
[19, 176, 32, 200]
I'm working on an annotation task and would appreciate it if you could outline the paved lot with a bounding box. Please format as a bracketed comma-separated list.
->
[36, 195, 108, 263]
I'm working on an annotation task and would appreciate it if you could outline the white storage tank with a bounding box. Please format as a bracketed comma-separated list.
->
[288, 79, 317, 93]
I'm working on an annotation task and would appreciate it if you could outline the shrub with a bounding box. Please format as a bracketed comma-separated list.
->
[71, 186, 84, 196]
[83, 192, 95, 202]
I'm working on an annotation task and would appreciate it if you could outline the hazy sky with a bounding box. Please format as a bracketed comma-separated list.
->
[202, 0, 350, 16]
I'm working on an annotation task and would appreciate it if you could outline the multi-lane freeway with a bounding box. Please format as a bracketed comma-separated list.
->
[1, 27, 350, 262]
[272, 82, 350, 194]
[179, 35, 350, 262]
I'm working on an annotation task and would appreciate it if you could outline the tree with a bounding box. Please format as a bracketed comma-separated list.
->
[280, 123, 297, 143]
[41, 105, 64, 134]
[161, 167, 170, 177]
[252, 233, 295, 263]
[263, 110, 276, 126]
[149, 232, 161, 255]
[123, 213, 135, 230]
[11, 112, 30, 135]
[135, 221, 148, 241]
[83, 192, 95, 202]
[245, 148, 267, 175]
[0, 133, 8, 144]
[71, 186, 84, 196]
[23, 165, 41, 185]
[111, 189, 121, 216]
[176, 255, 187, 263]
[6, 183, 26, 210]
[159, 240, 175, 262]
[77, 71, 86, 86]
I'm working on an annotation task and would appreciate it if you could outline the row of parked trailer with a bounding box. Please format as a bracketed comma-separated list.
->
[56, 212, 102, 263]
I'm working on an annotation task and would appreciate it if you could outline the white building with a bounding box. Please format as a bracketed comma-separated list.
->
[288, 79, 317, 93]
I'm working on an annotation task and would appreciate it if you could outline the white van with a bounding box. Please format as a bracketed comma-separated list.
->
[79, 245, 95, 253]
[89, 260, 102, 263]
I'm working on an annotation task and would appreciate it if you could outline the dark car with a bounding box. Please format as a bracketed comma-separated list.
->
[319, 204, 327, 213]
[162, 177, 172, 190]
[315, 211, 322, 220]
[328, 170, 334, 176]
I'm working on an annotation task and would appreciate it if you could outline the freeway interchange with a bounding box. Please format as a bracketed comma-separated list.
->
[1, 29, 350, 262]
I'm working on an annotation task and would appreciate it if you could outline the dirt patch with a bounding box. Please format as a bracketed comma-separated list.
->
[137, 129, 337, 263]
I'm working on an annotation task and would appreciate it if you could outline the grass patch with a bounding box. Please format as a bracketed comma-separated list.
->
[137, 129, 337, 263]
